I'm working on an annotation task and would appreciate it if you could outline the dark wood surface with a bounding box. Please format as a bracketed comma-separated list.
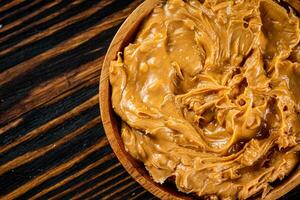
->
[0, 0, 299, 199]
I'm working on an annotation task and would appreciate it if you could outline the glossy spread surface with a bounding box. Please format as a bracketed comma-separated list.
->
[109, 0, 300, 199]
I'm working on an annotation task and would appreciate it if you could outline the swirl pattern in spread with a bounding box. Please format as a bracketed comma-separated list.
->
[109, 0, 300, 199]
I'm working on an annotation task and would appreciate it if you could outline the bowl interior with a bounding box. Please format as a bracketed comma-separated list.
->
[99, 0, 300, 199]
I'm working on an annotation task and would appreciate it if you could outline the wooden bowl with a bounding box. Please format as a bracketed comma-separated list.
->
[99, 0, 300, 199]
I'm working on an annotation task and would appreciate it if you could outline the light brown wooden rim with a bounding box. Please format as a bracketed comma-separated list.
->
[99, 0, 300, 199]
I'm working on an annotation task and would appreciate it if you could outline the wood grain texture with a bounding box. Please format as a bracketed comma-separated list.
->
[0, 0, 298, 200]
[0, 0, 157, 199]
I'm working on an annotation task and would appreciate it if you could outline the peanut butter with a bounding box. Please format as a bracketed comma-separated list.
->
[109, 0, 300, 199]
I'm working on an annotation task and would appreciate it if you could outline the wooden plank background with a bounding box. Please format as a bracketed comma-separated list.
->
[0, 0, 299, 199]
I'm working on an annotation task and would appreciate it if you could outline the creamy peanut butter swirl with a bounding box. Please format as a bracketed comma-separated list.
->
[109, 0, 300, 199]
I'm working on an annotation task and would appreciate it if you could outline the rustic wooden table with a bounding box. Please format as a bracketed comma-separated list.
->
[0, 0, 299, 199]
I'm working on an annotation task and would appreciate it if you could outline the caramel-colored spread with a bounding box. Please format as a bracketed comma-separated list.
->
[109, 0, 300, 199]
